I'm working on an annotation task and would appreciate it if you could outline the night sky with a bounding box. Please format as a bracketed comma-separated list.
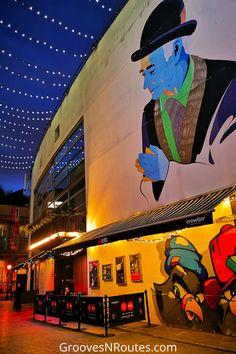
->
[0, 0, 128, 193]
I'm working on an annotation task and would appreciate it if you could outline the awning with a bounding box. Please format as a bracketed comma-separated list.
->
[12, 262, 26, 271]
[53, 185, 236, 253]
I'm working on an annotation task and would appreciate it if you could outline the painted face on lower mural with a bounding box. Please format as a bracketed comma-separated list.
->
[140, 46, 176, 99]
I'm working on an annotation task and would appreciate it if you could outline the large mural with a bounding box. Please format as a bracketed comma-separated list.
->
[154, 225, 236, 335]
[132, 0, 236, 202]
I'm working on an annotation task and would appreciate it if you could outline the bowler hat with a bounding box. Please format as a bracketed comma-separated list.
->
[131, 0, 197, 62]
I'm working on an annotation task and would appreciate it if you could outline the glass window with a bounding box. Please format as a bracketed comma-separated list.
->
[0, 224, 8, 250]
[33, 119, 85, 222]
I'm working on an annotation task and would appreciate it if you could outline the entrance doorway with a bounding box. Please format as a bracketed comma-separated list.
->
[73, 254, 87, 294]
[55, 257, 74, 294]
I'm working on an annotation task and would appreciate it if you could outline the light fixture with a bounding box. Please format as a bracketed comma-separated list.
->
[47, 201, 63, 209]
[29, 232, 80, 250]
[61, 248, 83, 257]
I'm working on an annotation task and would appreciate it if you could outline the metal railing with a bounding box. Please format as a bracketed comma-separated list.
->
[33, 290, 150, 337]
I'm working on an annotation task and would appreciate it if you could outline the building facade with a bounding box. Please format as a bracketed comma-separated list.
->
[28, 120, 86, 295]
[0, 203, 29, 297]
[29, 0, 236, 336]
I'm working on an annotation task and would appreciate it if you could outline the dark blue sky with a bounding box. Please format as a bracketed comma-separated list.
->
[0, 0, 128, 193]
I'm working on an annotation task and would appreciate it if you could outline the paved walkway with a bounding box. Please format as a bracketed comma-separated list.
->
[0, 301, 235, 354]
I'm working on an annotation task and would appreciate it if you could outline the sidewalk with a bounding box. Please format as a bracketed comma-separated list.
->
[0, 300, 235, 354]
[117, 321, 236, 353]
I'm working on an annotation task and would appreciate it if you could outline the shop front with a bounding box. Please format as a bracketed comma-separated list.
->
[54, 250, 87, 295]
[25, 251, 55, 295]
[54, 186, 236, 336]
[26, 231, 81, 294]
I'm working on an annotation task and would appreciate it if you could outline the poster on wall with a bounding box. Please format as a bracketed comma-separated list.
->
[102, 264, 113, 281]
[89, 261, 99, 288]
[115, 256, 126, 285]
[130, 254, 142, 282]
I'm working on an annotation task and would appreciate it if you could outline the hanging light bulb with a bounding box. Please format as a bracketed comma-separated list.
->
[14, 0, 96, 39]
[0, 83, 59, 101]
[0, 19, 85, 58]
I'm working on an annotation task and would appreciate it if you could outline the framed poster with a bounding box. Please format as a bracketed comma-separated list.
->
[89, 261, 99, 288]
[102, 264, 113, 281]
[129, 254, 142, 282]
[115, 256, 126, 285]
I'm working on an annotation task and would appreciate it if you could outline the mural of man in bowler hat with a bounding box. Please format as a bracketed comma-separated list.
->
[132, 0, 236, 201]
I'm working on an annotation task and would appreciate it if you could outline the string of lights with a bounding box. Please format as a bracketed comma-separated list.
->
[0, 0, 127, 178]
[0, 154, 33, 160]
[0, 20, 87, 58]
[0, 103, 52, 115]
[1, 135, 34, 144]
[0, 112, 51, 122]
[0, 49, 71, 78]
[0, 142, 33, 154]
[60, 248, 83, 257]
[55, 155, 84, 168]
[0, 164, 31, 170]
[223, 195, 236, 204]
[0, 104, 52, 123]
[0, 119, 39, 131]
[0, 83, 59, 101]
[0, 124, 33, 135]
[129, 228, 188, 244]
[13, 0, 95, 40]
[0, 64, 67, 88]
[0, 159, 33, 165]
[93, 0, 112, 12]
[0, 142, 16, 149]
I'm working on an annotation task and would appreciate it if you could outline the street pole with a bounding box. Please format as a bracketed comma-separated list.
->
[5, 273, 9, 300]
[5, 264, 12, 300]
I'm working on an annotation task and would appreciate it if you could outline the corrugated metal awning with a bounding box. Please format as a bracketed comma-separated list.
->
[12, 262, 26, 271]
[53, 185, 236, 253]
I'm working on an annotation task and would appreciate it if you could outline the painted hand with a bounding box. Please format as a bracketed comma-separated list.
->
[135, 145, 169, 181]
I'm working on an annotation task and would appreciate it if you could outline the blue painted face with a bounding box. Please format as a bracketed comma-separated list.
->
[140, 46, 178, 100]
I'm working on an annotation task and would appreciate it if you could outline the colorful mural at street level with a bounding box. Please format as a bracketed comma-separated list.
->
[132, 0, 236, 202]
[154, 225, 236, 336]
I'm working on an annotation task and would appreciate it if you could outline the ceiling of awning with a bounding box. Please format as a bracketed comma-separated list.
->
[0, 0, 128, 191]
[53, 185, 236, 253]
